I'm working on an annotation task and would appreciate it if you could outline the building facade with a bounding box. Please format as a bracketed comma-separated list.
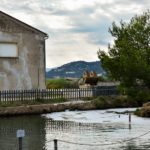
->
[0, 11, 48, 90]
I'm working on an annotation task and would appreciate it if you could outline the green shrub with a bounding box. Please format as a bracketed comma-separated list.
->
[46, 78, 78, 89]
[118, 83, 150, 106]
[127, 89, 150, 106]
[135, 106, 150, 117]
[93, 96, 111, 109]
[134, 108, 141, 116]
[92, 95, 139, 109]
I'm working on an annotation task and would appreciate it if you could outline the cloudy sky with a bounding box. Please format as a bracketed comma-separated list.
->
[0, 0, 149, 68]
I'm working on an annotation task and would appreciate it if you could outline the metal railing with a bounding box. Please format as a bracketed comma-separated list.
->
[0, 87, 118, 102]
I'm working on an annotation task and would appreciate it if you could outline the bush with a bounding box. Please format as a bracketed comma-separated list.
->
[134, 108, 141, 116]
[117, 84, 150, 107]
[46, 78, 78, 89]
[93, 97, 110, 109]
[127, 88, 150, 106]
[134, 102, 150, 117]
[141, 107, 150, 117]
[92, 95, 139, 109]
[135, 105, 150, 117]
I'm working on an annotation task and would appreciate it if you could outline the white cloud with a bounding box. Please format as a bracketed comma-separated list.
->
[0, 0, 150, 68]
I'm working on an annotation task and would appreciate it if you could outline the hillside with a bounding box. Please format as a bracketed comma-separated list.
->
[46, 61, 105, 78]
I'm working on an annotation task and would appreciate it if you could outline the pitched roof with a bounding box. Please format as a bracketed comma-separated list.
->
[0, 11, 48, 38]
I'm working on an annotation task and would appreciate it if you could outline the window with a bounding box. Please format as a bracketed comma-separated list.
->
[0, 43, 18, 58]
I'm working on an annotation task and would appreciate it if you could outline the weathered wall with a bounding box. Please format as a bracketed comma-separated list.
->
[0, 31, 46, 90]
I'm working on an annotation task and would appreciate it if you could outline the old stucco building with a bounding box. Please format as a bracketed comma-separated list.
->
[0, 11, 48, 90]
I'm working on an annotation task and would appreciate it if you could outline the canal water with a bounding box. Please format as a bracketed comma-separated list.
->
[0, 108, 150, 150]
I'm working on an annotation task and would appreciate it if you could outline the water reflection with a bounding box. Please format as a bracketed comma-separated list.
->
[0, 110, 150, 150]
[44, 120, 150, 150]
[0, 116, 46, 150]
[44, 109, 150, 150]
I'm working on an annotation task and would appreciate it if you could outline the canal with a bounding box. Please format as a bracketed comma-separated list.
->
[0, 108, 150, 150]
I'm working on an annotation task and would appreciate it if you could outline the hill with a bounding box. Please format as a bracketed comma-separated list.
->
[46, 61, 105, 78]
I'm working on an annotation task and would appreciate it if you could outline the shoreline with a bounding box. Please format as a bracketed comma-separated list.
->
[0, 101, 96, 117]
[0, 99, 149, 117]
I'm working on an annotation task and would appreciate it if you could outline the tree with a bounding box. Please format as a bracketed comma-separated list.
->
[98, 11, 150, 89]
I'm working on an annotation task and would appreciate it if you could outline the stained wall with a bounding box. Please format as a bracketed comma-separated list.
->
[0, 31, 46, 90]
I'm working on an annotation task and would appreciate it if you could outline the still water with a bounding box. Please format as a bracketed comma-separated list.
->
[0, 108, 150, 150]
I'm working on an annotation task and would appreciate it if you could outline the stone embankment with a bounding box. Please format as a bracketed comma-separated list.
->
[0, 101, 96, 116]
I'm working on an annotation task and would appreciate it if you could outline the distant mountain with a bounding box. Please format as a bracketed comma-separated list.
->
[46, 68, 52, 72]
[46, 61, 105, 78]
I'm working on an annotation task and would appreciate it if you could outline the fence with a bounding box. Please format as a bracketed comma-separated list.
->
[0, 86, 118, 102]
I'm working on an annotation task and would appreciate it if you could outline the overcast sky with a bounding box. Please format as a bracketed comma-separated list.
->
[0, 0, 149, 68]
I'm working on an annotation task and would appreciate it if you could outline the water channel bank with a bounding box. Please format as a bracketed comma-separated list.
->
[0, 97, 149, 117]
[0, 101, 95, 116]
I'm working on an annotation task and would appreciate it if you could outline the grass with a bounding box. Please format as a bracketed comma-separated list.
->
[0, 98, 67, 107]
[46, 78, 78, 89]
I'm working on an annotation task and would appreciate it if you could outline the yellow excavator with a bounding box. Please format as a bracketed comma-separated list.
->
[78, 70, 99, 86]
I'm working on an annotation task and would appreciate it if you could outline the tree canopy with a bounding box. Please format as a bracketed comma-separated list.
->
[98, 11, 150, 89]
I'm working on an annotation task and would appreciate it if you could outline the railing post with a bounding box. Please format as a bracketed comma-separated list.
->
[61, 90, 63, 99]
[129, 113, 131, 130]
[129, 113, 131, 123]
[79, 89, 80, 99]
[0, 91, 1, 102]
[54, 139, 58, 150]
[41, 89, 43, 100]
[21, 90, 23, 101]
